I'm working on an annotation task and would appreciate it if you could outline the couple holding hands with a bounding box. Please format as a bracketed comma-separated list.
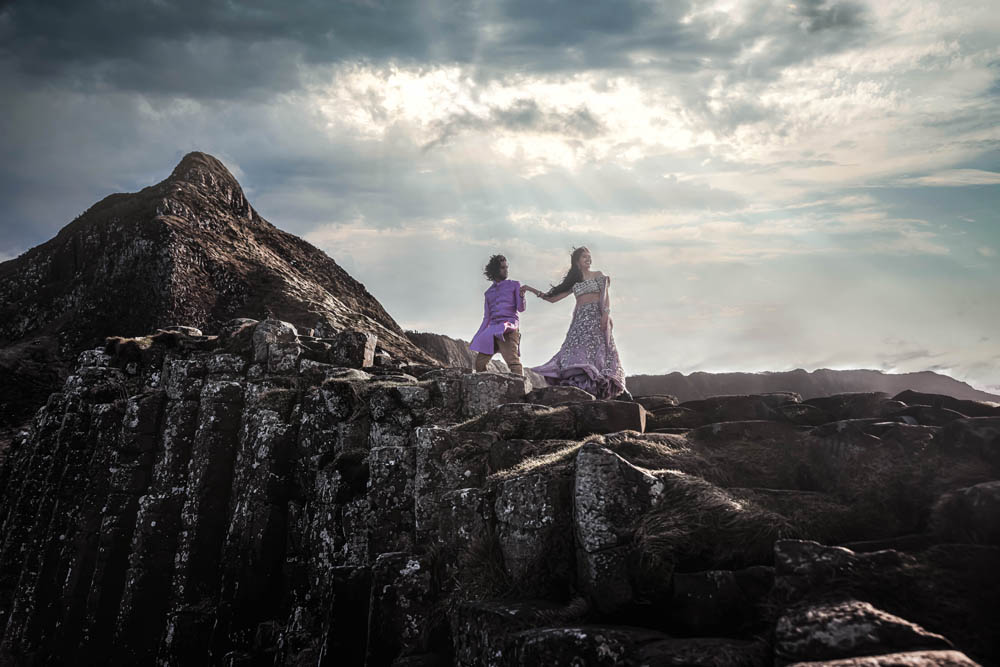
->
[469, 247, 628, 400]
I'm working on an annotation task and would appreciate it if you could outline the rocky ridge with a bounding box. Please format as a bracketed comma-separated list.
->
[0, 152, 434, 426]
[1, 320, 998, 665]
[628, 369, 1000, 404]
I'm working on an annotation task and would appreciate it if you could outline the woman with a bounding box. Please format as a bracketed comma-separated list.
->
[522, 247, 627, 399]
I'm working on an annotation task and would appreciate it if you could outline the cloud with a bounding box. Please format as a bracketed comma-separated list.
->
[894, 169, 1000, 187]
[794, 0, 867, 33]
[0, 0, 875, 101]
[422, 98, 606, 151]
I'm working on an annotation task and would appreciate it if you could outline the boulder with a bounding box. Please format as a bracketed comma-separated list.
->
[786, 650, 980, 666]
[266, 341, 302, 374]
[804, 393, 891, 420]
[772, 540, 904, 600]
[460, 372, 530, 418]
[879, 399, 908, 416]
[773, 540, 1000, 663]
[775, 599, 953, 664]
[647, 406, 709, 430]
[437, 487, 491, 554]
[809, 419, 897, 438]
[251, 319, 298, 363]
[525, 385, 595, 406]
[327, 330, 377, 368]
[419, 367, 467, 422]
[569, 400, 646, 436]
[162, 357, 206, 400]
[688, 420, 805, 443]
[878, 424, 940, 451]
[779, 403, 831, 426]
[367, 444, 417, 554]
[494, 467, 575, 596]
[413, 427, 496, 539]
[680, 393, 799, 422]
[894, 390, 1000, 418]
[931, 480, 1000, 545]
[933, 417, 1000, 470]
[574, 443, 665, 612]
[634, 395, 679, 411]
[894, 405, 967, 427]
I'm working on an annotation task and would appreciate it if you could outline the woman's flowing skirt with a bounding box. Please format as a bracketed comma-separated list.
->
[531, 302, 626, 399]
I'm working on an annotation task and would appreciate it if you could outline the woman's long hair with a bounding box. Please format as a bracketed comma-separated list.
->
[544, 246, 588, 297]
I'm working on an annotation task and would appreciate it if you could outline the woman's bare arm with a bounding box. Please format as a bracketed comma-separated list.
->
[523, 285, 571, 303]
[541, 289, 572, 303]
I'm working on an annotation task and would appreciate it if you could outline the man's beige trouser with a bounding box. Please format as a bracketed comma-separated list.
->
[474, 330, 523, 376]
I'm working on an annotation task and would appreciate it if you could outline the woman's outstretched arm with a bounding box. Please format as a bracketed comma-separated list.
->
[523, 285, 571, 303]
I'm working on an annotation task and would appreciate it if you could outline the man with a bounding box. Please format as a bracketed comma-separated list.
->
[469, 254, 527, 375]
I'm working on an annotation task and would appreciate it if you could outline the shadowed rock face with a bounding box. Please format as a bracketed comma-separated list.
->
[2, 319, 998, 666]
[0, 152, 433, 425]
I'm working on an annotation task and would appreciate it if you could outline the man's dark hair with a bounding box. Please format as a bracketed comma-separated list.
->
[483, 254, 507, 282]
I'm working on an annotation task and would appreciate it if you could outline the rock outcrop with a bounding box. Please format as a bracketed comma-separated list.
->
[1, 320, 998, 665]
[0, 152, 434, 426]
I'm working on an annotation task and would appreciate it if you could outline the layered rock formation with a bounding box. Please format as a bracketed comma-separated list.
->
[0, 152, 434, 426]
[628, 369, 1000, 404]
[1, 320, 998, 665]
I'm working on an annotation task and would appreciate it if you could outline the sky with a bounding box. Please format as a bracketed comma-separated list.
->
[1, 0, 998, 392]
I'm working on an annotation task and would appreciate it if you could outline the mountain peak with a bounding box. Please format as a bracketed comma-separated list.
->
[0, 151, 434, 414]
[156, 151, 253, 222]
[167, 151, 242, 190]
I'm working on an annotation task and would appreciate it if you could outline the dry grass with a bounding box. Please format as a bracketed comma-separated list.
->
[486, 441, 583, 484]
[633, 470, 798, 576]
[450, 530, 517, 601]
[597, 432, 726, 483]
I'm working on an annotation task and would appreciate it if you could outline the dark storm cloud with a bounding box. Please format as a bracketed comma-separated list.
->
[0, 0, 871, 99]
[0, 0, 480, 98]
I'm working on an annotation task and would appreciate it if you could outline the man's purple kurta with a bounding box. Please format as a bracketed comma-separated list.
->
[470, 280, 526, 355]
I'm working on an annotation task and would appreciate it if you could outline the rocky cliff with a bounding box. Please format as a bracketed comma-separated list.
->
[0, 152, 434, 426]
[1, 320, 998, 665]
[628, 368, 1000, 404]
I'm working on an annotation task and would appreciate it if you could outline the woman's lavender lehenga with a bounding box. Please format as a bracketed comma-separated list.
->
[531, 275, 626, 399]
